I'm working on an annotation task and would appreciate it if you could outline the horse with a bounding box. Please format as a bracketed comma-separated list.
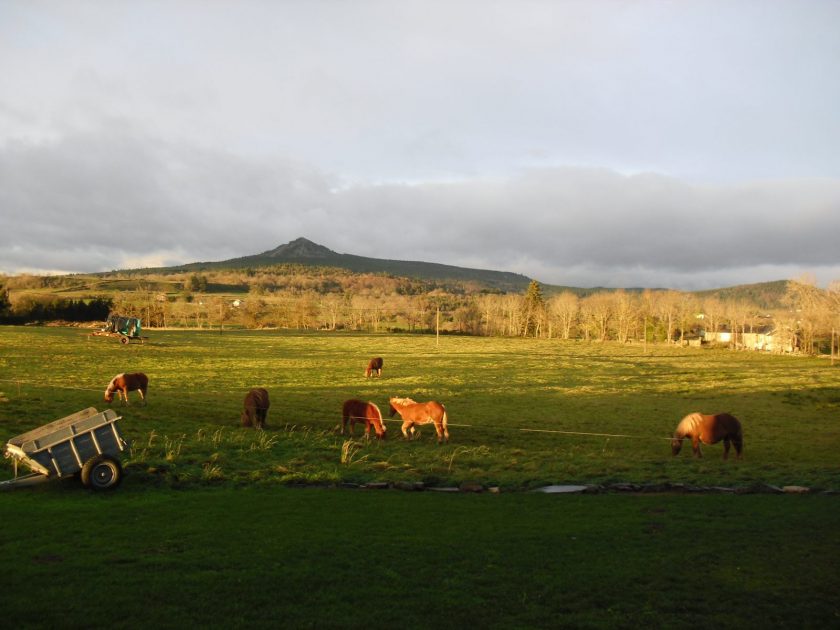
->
[388, 397, 449, 443]
[365, 357, 383, 378]
[342, 399, 386, 439]
[241, 388, 270, 429]
[104, 372, 148, 406]
[671, 412, 743, 459]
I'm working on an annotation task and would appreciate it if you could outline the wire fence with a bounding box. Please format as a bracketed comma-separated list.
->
[0, 376, 678, 443]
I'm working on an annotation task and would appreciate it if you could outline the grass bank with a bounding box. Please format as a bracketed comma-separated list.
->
[1, 486, 839, 629]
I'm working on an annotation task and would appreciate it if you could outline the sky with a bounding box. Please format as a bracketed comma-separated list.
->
[1, 0, 839, 290]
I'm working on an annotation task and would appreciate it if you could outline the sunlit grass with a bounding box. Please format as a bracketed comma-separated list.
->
[1, 326, 839, 489]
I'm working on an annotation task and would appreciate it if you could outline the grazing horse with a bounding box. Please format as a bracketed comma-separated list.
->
[241, 388, 270, 429]
[104, 372, 148, 405]
[365, 357, 383, 378]
[389, 397, 449, 443]
[342, 399, 386, 439]
[672, 412, 743, 459]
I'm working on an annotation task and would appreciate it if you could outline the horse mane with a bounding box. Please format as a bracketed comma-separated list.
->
[391, 397, 417, 406]
[106, 374, 123, 392]
[675, 412, 702, 437]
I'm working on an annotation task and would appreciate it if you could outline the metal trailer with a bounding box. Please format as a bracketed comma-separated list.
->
[90, 316, 146, 344]
[1, 407, 130, 491]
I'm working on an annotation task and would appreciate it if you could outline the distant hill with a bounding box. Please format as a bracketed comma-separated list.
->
[109, 237, 793, 306]
[169, 237, 534, 293]
[693, 280, 791, 311]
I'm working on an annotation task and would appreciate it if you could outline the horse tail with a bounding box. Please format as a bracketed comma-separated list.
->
[442, 408, 449, 441]
[370, 403, 385, 436]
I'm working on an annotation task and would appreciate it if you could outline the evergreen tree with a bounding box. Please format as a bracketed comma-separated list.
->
[522, 280, 545, 337]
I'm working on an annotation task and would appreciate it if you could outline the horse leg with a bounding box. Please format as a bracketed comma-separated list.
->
[139, 388, 146, 406]
[723, 438, 731, 460]
[401, 421, 410, 439]
[692, 437, 702, 458]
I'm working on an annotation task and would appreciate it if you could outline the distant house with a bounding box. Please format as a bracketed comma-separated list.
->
[231, 299, 243, 308]
[742, 328, 796, 353]
[703, 330, 732, 344]
[705, 326, 795, 353]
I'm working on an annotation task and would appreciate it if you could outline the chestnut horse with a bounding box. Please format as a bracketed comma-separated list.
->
[388, 397, 449, 443]
[365, 357, 383, 378]
[241, 388, 270, 429]
[342, 399, 386, 439]
[104, 372, 148, 405]
[672, 412, 743, 459]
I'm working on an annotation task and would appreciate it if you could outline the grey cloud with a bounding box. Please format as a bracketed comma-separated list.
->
[4, 128, 839, 289]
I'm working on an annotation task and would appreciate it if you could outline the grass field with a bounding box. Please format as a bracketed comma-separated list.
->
[1, 326, 839, 627]
[1, 326, 839, 489]
[1, 487, 838, 629]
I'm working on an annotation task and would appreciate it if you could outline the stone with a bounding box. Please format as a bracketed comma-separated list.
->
[362, 482, 390, 490]
[533, 485, 589, 494]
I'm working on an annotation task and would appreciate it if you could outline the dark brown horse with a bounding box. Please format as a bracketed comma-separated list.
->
[388, 397, 449, 443]
[104, 372, 149, 405]
[241, 388, 270, 429]
[365, 357, 383, 378]
[342, 399, 386, 439]
[672, 412, 743, 459]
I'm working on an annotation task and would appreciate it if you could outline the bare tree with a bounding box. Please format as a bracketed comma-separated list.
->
[548, 292, 579, 340]
[580, 292, 613, 341]
[611, 290, 637, 343]
[656, 291, 681, 343]
[701, 296, 726, 342]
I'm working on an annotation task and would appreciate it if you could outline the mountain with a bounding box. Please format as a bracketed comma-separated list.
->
[173, 237, 534, 292]
[120, 237, 793, 306]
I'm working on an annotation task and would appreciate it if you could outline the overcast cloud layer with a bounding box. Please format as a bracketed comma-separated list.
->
[2, 1, 839, 289]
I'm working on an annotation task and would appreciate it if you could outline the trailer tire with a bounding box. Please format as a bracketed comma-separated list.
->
[81, 456, 123, 490]
[120, 336, 130, 345]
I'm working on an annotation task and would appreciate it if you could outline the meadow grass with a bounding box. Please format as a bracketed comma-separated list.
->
[1, 486, 838, 629]
[1, 326, 839, 489]
[2, 327, 839, 627]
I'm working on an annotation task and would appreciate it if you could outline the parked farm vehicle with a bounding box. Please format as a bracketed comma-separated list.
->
[1, 407, 130, 491]
[90, 315, 147, 344]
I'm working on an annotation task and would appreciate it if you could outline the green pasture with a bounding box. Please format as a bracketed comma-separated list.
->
[1, 326, 839, 489]
[1, 327, 839, 628]
[1, 487, 838, 629]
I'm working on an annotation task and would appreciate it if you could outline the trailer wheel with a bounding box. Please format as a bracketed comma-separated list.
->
[120, 336, 130, 345]
[81, 456, 123, 490]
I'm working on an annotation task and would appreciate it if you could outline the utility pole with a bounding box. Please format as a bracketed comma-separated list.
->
[436, 306, 440, 348]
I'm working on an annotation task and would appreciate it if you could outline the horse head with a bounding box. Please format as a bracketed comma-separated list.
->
[671, 436, 684, 456]
[104, 380, 118, 403]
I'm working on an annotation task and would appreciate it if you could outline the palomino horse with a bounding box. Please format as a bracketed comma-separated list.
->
[104, 372, 148, 405]
[241, 388, 270, 429]
[342, 399, 386, 439]
[388, 397, 449, 443]
[672, 412, 743, 459]
[365, 357, 383, 378]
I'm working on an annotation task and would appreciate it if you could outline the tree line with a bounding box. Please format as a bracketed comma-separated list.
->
[2, 269, 838, 355]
